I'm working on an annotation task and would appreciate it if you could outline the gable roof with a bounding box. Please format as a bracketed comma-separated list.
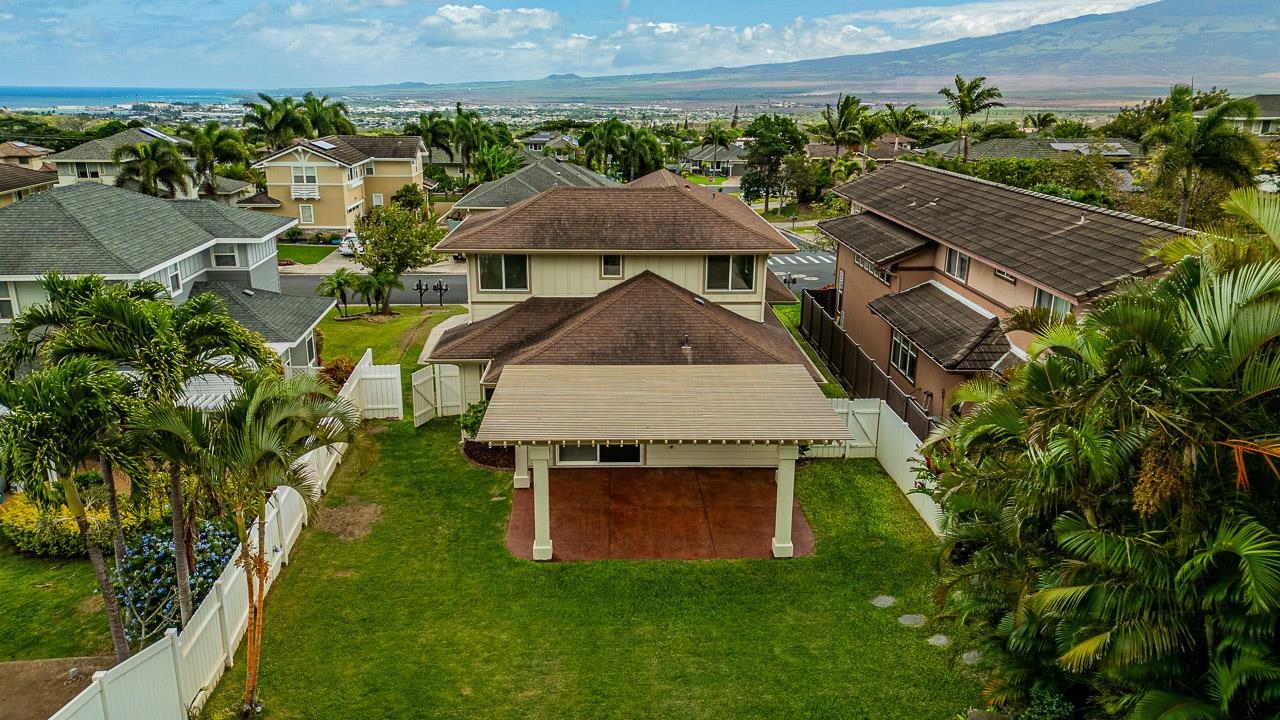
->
[210, 175, 253, 196]
[818, 213, 930, 265]
[454, 158, 614, 210]
[256, 135, 424, 167]
[868, 281, 1013, 373]
[1196, 94, 1280, 119]
[0, 141, 55, 158]
[436, 173, 792, 253]
[0, 164, 57, 194]
[430, 271, 816, 383]
[46, 127, 192, 162]
[685, 144, 747, 162]
[190, 281, 333, 345]
[925, 137, 1143, 161]
[0, 183, 292, 277]
[235, 190, 283, 208]
[833, 162, 1187, 299]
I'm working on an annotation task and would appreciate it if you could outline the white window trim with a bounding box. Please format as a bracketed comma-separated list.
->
[556, 444, 645, 466]
[601, 254, 623, 279]
[167, 264, 182, 294]
[291, 164, 318, 184]
[944, 248, 970, 283]
[705, 254, 757, 292]
[299, 204, 315, 225]
[212, 247, 239, 267]
[372, 193, 385, 207]
[994, 268, 1017, 284]
[1034, 288, 1073, 316]
[889, 329, 918, 383]
[853, 252, 890, 286]
[0, 281, 16, 321]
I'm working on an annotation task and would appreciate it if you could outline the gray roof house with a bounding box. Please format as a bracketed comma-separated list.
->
[684, 143, 748, 177]
[0, 182, 331, 371]
[1195, 94, 1280, 139]
[453, 158, 615, 213]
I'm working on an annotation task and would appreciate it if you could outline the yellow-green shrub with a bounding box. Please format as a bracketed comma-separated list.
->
[0, 491, 164, 558]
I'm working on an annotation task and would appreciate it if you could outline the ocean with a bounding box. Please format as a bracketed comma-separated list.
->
[0, 86, 253, 111]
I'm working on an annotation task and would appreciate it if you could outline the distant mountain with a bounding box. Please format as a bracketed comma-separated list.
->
[310, 0, 1280, 104]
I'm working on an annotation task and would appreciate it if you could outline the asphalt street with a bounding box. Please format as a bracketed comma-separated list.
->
[278, 273, 470, 307]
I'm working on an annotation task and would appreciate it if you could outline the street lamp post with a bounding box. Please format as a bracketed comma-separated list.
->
[432, 279, 448, 306]
[414, 278, 429, 307]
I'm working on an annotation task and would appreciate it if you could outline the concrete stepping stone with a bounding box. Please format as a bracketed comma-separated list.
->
[871, 595, 897, 608]
[927, 634, 950, 647]
[961, 649, 981, 665]
[898, 613, 926, 627]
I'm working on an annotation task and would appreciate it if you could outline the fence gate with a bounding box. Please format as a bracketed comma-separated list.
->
[412, 364, 463, 427]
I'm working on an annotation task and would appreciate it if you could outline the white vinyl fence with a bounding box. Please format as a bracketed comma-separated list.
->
[809, 398, 942, 534]
[50, 350, 401, 720]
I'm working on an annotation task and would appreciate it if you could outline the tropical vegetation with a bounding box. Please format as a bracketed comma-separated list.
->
[111, 138, 192, 198]
[938, 75, 1006, 161]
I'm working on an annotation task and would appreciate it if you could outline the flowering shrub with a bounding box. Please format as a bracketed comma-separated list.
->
[319, 355, 357, 391]
[113, 520, 239, 648]
[0, 485, 164, 558]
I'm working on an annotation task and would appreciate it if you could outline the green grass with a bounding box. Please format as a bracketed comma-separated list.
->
[685, 174, 727, 186]
[276, 244, 336, 265]
[760, 203, 826, 222]
[774, 304, 848, 399]
[0, 542, 108, 660]
[318, 305, 465, 403]
[201, 421, 979, 719]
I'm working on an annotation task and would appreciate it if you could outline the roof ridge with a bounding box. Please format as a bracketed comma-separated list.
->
[503, 273, 659, 365]
[60, 186, 164, 272]
[950, 316, 1002, 367]
[667, 185, 791, 248]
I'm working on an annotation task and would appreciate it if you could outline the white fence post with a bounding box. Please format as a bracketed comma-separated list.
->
[166, 628, 188, 715]
[214, 578, 233, 669]
[275, 491, 290, 565]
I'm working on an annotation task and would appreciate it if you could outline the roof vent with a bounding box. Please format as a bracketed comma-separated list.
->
[241, 289, 255, 296]
[907, 200, 917, 207]
[681, 334, 691, 349]
[693, 296, 706, 305]
[1078, 215, 1087, 225]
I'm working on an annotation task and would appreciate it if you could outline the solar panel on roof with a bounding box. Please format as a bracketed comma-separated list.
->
[312, 140, 337, 150]
[140, 127, 180, 143]
[13, 141, 28, 147]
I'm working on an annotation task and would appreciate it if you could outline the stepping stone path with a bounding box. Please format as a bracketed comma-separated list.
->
[927, 634, 950, 647]
[961, 650, 981, 666]
[898, 614, 926, 627]
[871, 595, 897, 608]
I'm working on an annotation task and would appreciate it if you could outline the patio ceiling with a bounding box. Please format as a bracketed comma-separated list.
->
[475, 364, 854, 446]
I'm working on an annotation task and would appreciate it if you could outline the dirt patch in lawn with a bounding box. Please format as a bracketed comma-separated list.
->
[315, 497, 382, 540]
[463, 441, 514, 471]
[0, 656, 114, 720]
[75, 594, 103, 617]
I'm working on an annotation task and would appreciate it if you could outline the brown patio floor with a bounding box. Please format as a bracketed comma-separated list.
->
[506, 467, 815, 561]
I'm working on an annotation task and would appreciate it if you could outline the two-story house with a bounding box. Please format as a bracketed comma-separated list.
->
[450, 157, 615, 222]
[244, 135, 426, 231]
[684, 143, 748, 177]
[1196, 94, 1279, 140]
[820, 161, 1193, 418]
[0, 141, 55, 171]
[521, 131, 577, 158]
[44, 127, 201, 199]
[0, 164, 57, 208]
[0, 183, 333, 372]
[419, 169, 849, 561]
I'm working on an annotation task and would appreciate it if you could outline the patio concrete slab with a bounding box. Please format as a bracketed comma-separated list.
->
[506, 467, 815, 561]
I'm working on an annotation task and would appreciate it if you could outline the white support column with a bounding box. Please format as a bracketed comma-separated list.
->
[513, 445, 530, 489]
[530, 446, 553, 561]
[772, 445, 799, 558]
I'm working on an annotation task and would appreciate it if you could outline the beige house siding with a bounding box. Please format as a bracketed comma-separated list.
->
[467, 253, 768, 321]
[258, 149, 366, 230]
[545, 443, 779, 468]
[362, 159, 422, 209]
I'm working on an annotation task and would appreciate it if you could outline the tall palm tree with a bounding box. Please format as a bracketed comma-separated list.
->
[404, 110, 453, 169]
[617, 127, 664, 181]
[810, 94, 864, 158]
[111, 139, 191, 198]
[581, 118, 627, 175]
[1022, 112, 1057, 134]
[451, 102, 491, 187]
[699, 122, 734, 175]
[178, 121, 251, 195]
[938, 75, 1005, 161]
[0, 358, 135, 662]
[241, 94, 311, 151]
[662, 133, 689, 167]
[302, 92, 355, 136]
[1141, 84, 1261, 227]
[316, 268, 358, 317]
[880, 103, 925, 157]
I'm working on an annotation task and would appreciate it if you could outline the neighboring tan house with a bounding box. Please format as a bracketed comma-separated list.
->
[451, 157, 614, 218]
[820, 161, 1192, 418]
[521, 131, 577, 157]
[1196, 94, 1280, 140]
[419, 168, 848, 560]
[685, 143, 748, 177]
[808, 134, 916, 163]
[0, 164, 57, 208]
[0, 140, 55, 171]
[244, 135, 426, 231]
[44, 127, 201, 199]
[0, 182, 332, 371]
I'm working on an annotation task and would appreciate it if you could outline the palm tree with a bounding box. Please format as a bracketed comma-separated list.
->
[848, 114, 885, 160]
[470, 143, 524, 183]
[404, 110, 453, 170]
[1022, 112, 1057, 134]
[700, 122, 734, 176]
[178, 121, 251, 195]
[663, 133, 689, 167]
[1141, 84, 1261, 227]
[938, 75, 1005, 161]
[241, 94, 311, 151]
[0, 357, 135, 662]
[451, 102, 491, 187]
[302, 92, 355, 136]
[316, 267, 358, 317]
[809, 94, 863, 158]
[112, 139, 192, 197]
[617, 127, 664, 181]
[880, 103, 925, 157]
[581, 118, 626, 175]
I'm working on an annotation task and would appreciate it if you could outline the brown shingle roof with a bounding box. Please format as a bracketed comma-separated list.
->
[818, 213, 930, 265]
[0, 164, 57, 194]
[330, 135, 424, 160]
[235, 191, 282, 208]
[436, 177, 792, 253]
[430, 271, 816, 383]
[868, 282, 1013, 373]
[0, 141, 55, 158]
[765, 269, 798, 304]
[833, 162, 1186, 299]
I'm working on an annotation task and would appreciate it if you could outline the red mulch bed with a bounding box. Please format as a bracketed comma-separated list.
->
[462, 441, 514, 470]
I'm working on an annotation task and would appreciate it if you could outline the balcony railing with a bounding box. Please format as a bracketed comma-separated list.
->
[290, 183, 321, 199]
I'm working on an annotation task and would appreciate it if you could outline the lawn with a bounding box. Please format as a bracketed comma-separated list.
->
[0, 542, 107, 660]
[760, 202, 826, 222]
[200, 420, 979, 719]
[276, 244, 335, 265]
[775, 304, 848, 399]
[318, 305, 465, 402]
[685, 174, 726, 186]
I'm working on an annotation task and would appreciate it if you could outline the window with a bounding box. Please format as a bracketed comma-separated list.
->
[706, 254, 756, 291]
[167, 264, 181, 293]
[853, 253, 890, 285]
[944, 248, 970, 282]
[601, 254, 623, 278]
[0, 283, 14, 320]
[305, 334, 317, 365]
[557, 444, 643, 465]
[477, 254, 529, 291]
[75, 162, 101, 179]
[212, 247, 238, 267]
[346, 166, 361, 182]
[372, 193, 384, 207]
[889, 330, 918, 382]
[299, 204, 314, 225]
[994, 268, 1017, 284]
[837, 311, 846, 329]
[364, 164, 375, 176]
[837, 269, 845, 293]
[1034, 289, 1073, 317]
[291, 165, 317, 184]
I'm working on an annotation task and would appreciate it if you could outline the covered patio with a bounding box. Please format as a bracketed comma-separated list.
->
[476, 364, 854, 561]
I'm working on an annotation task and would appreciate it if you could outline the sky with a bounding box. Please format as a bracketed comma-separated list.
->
[1, 0, 1159, 89]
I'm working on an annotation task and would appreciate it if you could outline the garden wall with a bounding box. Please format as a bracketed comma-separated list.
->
[48, 351, 401, 720]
